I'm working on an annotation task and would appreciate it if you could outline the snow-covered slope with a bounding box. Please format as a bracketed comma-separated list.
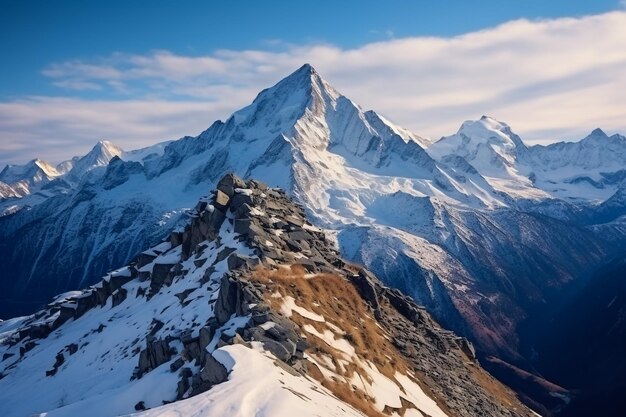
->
[0, 174, 534, 417]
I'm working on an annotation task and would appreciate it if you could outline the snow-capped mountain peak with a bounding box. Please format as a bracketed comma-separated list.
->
[67, 140, 124, 177]
[0, 158, 60, 185]
[587, 127, 608, 139]
[437, 115, 527, 156]
[428, 115, 530, 185]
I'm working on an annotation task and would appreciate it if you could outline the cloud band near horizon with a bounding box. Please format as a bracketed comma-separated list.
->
[1, 11, 626, 166]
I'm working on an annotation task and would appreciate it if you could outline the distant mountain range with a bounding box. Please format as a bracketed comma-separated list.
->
[1, 64, 625, 416]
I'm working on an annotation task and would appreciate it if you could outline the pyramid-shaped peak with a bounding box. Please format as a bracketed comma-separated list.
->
[269, 63, 330, 93]
[87, 140, 123, 159]
[588, 127, 608, 138]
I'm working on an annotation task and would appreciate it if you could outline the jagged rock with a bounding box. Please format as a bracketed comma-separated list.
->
[175, 288, 195, 305]
[137, 338, 173, 377]
[284, 215, 304, 227]
[149, 319, 164, 336]
[136, 253, 156, 268]
[202, 208, 226, 236]
[28, 324, 51, 339]
[191, 353, 228, 395]
[109, 270, 135, 293]
[214, 190, 230, 208]
[214, 275, 242, 325]
[46, 352, 65, 377]
[261, 339, 293, 363]
[294, 259, 316, 272]
[170, 358, 184, 372]
[230, 191, 254, 209]
[199, 321, 218, 350]
[216, 247, 236, 263]
[216, 173, 246, 197]
[285, 239, 303, 252]
[54, 304, 77, 327]
[385, 288, 422, 324]
[233, 218, 252, 235]
[74, 291, 98, 318]
[195, 200, 208, 213]
[351, 270, 382, 319]
[177, 374, 190, 400]
[169, 231, 183, 246]
[265, 323, 298, 343]
[227, 253, 259, 271]
[66, 343, 78, 355]
[94, 282, 110, 305]
[193, 258, 207, 268]
[134, 401, 146, 411]
[111, 288, 127, 307]
[182, 339, 202, 363]
[457, 338, 476, 361]
[288, 230, 313, 241]
[151, 263, 175, 292]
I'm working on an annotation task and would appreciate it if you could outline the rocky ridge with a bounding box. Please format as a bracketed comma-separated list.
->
[0, 174, 535, 417]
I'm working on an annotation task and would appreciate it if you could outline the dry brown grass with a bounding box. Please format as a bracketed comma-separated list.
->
[251, 264, 417, 417]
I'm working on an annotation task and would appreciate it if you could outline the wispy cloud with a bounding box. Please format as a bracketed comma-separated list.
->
[2, 11, 626, 166]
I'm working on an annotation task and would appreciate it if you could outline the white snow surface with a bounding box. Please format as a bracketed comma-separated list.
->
[124, 345, 366, 417]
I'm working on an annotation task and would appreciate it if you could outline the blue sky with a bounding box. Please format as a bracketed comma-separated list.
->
[1, 0, 626, 166]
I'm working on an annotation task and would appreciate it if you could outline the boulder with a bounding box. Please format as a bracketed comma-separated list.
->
[233, 218, 253, 235]
[230, 192, 253, 209]
[261, 339, 293, 362]
[216, 173, 246, 197]
[288, 230, 313, 242]
[214, 190, 230, 209]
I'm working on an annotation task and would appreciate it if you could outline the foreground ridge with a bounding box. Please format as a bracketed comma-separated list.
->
[0, 173, 535, 417]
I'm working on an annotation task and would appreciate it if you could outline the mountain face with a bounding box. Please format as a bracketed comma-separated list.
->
[2, 64, 626, 414]
[0, 174, 535, 417]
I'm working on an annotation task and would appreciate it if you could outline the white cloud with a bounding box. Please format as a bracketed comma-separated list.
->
[2, 11, 626, 166]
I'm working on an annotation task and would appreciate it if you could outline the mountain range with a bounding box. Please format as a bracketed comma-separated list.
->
[1, 64, 625, 416]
